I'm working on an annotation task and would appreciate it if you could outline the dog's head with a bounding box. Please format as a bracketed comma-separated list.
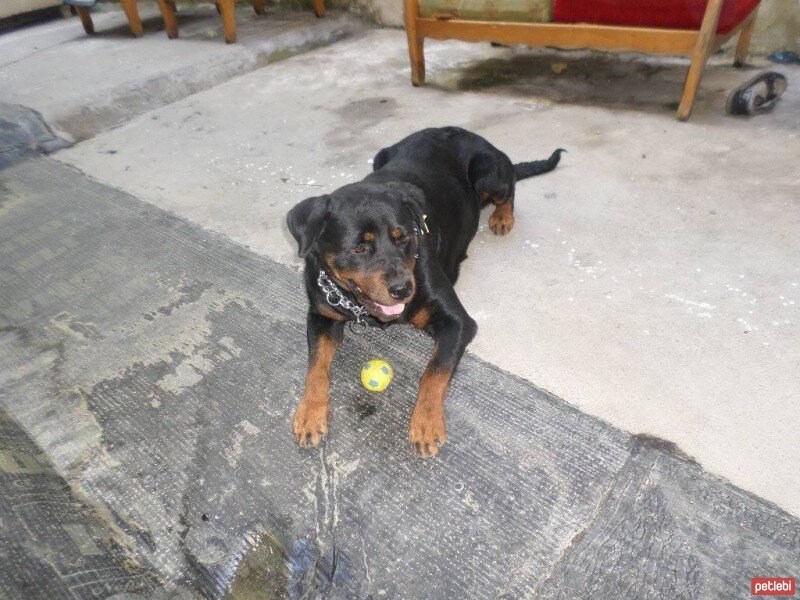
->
[287, 181, 426, 322]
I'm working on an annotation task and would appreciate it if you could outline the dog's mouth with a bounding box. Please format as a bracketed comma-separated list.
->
[328, 272, 414, 322]
[356, 292, 408, 321]
[345, 280, 412, 322]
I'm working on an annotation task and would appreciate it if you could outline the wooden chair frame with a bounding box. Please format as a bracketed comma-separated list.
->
[76, 0, 325, 44]
[403, 0, 759, 120]
[75, 0, 148, 38]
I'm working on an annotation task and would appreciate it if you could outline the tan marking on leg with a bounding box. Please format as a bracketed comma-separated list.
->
[409, 307, 430, 330]
[488, 200, 515, 236]
[409, 365, 452, 457]
[293, 335, 338, 447]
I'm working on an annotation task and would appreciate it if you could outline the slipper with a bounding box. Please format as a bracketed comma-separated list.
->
[726, 72, 788, 116]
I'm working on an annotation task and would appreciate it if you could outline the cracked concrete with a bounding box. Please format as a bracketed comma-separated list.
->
[0, 410, 185, 598]
[537, 437, 800, 599]
[0, 102, 70, 167]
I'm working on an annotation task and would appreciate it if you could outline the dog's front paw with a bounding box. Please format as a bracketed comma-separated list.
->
[488, 209, 514, 235]
[293, 400, 329, 447]
[409, 404, 446, 457]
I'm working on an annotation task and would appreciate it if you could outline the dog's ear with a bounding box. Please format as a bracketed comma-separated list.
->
[287, 195, 331, 258]
[388, 182, 426, 224]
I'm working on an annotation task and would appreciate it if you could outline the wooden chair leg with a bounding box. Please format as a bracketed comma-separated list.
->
[734, 9, 758, 67]
[253, 0, 266, 15]
[312, 0, 325, 18]
[217, 0, 237, 43]
[677, 0, 723, 121]
[156, 0, 179, 38]
[76, 6, 95, 34]
[119, 0, 144, 37]
[403, 0, 425, 86]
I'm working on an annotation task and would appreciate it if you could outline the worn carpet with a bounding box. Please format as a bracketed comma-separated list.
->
[0, 157, 797, 599]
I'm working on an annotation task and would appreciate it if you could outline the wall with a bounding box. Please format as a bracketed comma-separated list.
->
[750, 0, 800, 54]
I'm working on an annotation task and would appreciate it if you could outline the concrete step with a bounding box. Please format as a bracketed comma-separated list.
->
[0, 2, 366, 143]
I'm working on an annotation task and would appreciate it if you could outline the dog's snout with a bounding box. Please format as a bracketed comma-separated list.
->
[388, 281, 413, 301]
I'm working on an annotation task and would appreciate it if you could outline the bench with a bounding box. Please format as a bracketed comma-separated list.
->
[74, 0, 325, 44]
[402, 0, 761, 120]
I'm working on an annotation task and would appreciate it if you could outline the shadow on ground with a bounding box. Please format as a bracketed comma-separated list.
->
[435, 47, 766, 115]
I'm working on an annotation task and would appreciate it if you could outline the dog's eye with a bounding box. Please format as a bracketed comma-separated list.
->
[351, 245, 367, 254]
[398, 235, 410, 245]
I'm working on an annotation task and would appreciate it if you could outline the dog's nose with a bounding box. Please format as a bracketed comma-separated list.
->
[388, 281, 413, 300]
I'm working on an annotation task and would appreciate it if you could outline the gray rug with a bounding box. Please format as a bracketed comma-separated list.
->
[0, 103, 70, 169]
[1, 157, 797, 599]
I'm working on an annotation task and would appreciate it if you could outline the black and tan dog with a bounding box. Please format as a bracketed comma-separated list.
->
[287, 127, 562, 456]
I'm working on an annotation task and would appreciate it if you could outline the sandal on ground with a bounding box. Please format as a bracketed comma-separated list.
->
[726, 72, 788, 116]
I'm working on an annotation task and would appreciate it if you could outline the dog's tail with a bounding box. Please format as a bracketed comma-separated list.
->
[514, 148, 565, 181]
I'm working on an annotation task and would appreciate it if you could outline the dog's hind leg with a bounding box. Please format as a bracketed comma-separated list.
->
[468, 152, 517, 236]
[487, 199, 514, 236]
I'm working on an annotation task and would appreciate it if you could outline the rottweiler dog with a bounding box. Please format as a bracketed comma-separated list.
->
[287, 127, 562, 456]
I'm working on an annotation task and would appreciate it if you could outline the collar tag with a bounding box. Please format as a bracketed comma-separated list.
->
[413, 214, 429, 236]
[419, 214, 430, 235]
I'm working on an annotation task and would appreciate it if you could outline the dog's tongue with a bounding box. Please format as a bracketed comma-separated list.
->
[375, 302, 405, 316]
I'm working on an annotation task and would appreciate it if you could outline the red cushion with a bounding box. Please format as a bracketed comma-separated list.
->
[552, 0, 760, 34]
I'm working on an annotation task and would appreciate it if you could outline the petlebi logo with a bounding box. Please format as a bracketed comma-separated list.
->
[751, 577, 796, 596]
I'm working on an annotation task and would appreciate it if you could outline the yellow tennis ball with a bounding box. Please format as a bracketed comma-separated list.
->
[360, 359, 393, 392]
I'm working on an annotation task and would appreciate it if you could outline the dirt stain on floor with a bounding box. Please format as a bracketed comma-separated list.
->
[224, 532, 289, 600]
[445, 51, 735, 113]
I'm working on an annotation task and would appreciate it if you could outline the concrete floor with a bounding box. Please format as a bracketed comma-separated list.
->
[2, 5, 799, 517]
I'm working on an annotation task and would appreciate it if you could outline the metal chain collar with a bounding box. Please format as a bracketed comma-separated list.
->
[317, 270, 370, 333]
